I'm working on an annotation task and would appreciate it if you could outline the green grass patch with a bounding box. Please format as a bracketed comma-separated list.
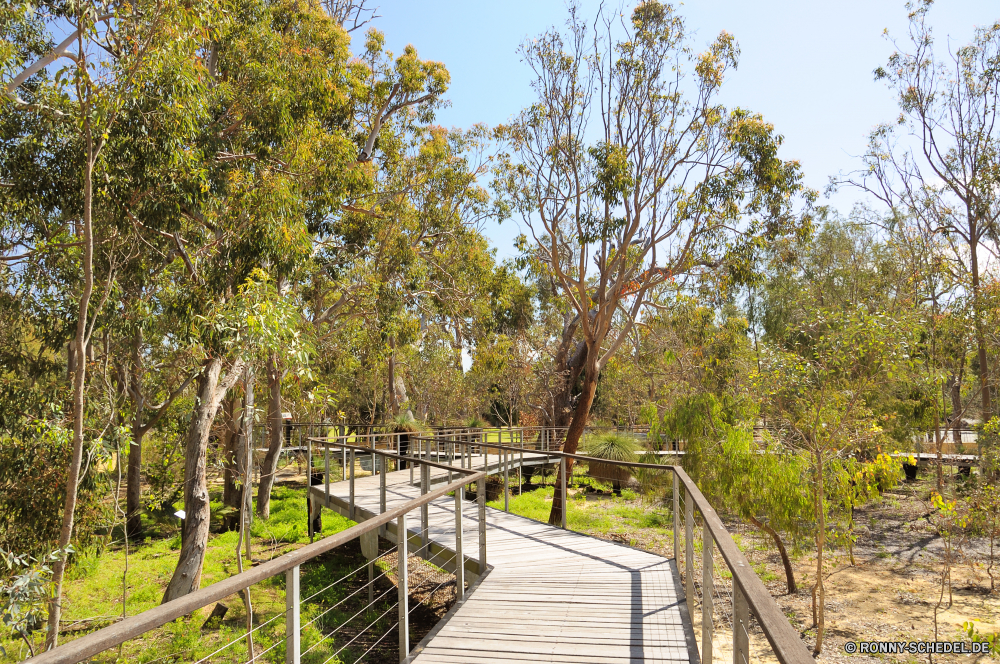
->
[1, 483, 357, 663]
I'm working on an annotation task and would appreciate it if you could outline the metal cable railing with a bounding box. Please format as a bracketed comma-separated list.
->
[32, 425, 807, 664]
[344, 427, 813, 664]
[25, 443, 487, 664]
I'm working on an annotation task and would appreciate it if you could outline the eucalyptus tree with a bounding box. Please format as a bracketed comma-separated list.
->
[844, 2, 1000, 422]
[709, 426, 810, 594]
[759, 308, 915, 654]
[252, 27, 454, 516]
[498, 1, 806, 524]
[3, 0, 220, 644]
[158, 0, 391, 599]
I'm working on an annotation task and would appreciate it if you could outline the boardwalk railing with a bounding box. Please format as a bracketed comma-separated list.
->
[28, 425, 810, 664]
[319, 427, 811, 664]
[25, 447, 486, 664]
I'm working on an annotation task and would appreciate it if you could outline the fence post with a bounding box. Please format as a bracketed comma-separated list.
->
[503, 449, 510, 512]
[380, 460, 387, 537]
[349, 448, 355, 521]
[478, 483, 487, 575]
[702, 522, 713, 664]
[685, 488, 694, 620]
[420, 463, 429, 555]
[559, 457, 568, 530]
[324, 444, 330, 506]
[285, 565, 300, 664]
[455, 485, 465, 601]
[307, 439, 313, 541]
[518, 449, 523, 495]
[397, 513, 409, 662]
[672, 472, 680, 564]
[734, 582, 749, 664]
[448, 436, 454, 484]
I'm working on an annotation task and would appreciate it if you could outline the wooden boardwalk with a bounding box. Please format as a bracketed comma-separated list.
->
[310, 456, 698, 663]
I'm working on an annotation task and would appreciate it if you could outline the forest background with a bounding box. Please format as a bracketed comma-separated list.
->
[2, 0, 1000, 657]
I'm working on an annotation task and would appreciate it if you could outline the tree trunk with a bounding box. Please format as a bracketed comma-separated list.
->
[970, 237, 992, 422]
[388, 337, 399, 416]
[46, 72, 96, 648]
[222, 396, 241, 510]
[237, 368, 254, 560]
[748, 515, 796, 594]
[548, 353, 599, 526]
[125, 330, 145, 537]
[813, 452, 826, 655]
[126, 425, 147, 537]
[162, 357, 244, 603]
[949, 373, 963, 444]
[221, 395, 242, 532]
[257, 354, 283, 519]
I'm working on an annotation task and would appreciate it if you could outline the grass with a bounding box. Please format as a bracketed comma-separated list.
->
[486, 479, 675, 546]
[1, 483, 364, 663]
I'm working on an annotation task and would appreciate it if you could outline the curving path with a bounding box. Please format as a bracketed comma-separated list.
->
[310, 455, 698, 663]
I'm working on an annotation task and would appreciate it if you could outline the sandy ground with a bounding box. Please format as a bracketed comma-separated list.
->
[736, 477, 1000, 664]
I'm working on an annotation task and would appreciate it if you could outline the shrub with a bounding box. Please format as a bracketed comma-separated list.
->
[390, 414, 425, 434]
[584, 434, 637, 492]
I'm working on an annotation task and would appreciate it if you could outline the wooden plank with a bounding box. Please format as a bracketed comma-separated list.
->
[320, 463, 695, 664]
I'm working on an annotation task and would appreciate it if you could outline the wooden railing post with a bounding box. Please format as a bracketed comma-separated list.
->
[734, 582, 749, 664]
[397, 513, 409, 662]
[420, 463, 429, 555]
[347, 449, 354, 521]
[518, 448, 523, 495]
[307, 439, 313, 540]
[503, 449, 510, 512]
[559, 457, 568, 530]
[341, 445, 346, 482]
[478, 483, 487, 575]
[455, 485, 465, 601]
[703, 522, 714, 664]
[673, 472, 680, 564]
[285, 565, 300, 664]
[379, 459, 387, 538]
[685, 488, 694, 620]
[324, 444, 330, 506]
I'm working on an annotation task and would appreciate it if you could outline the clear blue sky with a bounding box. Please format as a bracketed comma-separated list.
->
[368, 1, 997, 261]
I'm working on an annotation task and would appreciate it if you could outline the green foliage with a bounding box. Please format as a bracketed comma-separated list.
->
[584, 434, 638, 490]
[0, 548, 71, 654]
[707, 427, 811, 540]
[0, 416, 108, 556]
[963, 621, 1000, 655]
[390, 414, 425, 434]
[827, 453, 905, 561]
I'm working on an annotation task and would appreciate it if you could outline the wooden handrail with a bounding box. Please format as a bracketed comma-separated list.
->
[672, 465, 813, 664]
[25, 471, 484, 664]
[382, 431, 814, 664]
[310, 439, 483, 476]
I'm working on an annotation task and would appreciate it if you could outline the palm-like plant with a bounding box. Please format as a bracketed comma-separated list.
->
[585, 434, 638, 492]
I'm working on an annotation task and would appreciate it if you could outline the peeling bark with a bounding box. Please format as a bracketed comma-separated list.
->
[257, 354, 284, 519]
[162, 357, 244, 603]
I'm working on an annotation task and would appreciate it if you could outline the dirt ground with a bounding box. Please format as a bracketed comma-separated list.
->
[546, 468, 1000, 663]
[285, 457, 1000, 663]
[734, 473, 1000, 664]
